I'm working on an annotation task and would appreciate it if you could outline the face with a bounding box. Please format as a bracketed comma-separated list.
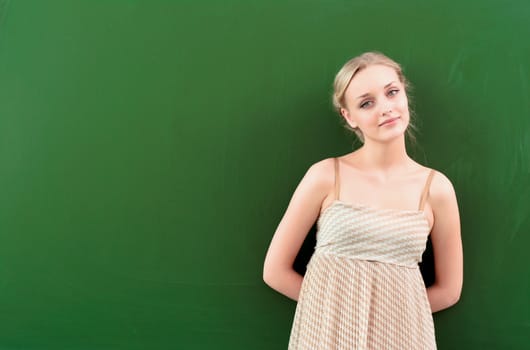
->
[340, 64, 409, 143]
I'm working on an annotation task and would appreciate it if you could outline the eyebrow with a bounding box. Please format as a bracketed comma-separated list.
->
[356, 81, 397, 100]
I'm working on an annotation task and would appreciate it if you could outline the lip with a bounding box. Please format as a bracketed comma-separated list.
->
[379, 117, 400, 126]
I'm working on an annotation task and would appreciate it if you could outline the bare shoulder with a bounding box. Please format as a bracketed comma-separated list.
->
[429, 168, 457, 204]
[301, 157, 336, 193]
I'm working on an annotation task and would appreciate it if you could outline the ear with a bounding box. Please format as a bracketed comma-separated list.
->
[340, 108, 358, 129]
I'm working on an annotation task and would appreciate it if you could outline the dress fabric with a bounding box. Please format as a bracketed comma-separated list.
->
[288, 159, 437, 350]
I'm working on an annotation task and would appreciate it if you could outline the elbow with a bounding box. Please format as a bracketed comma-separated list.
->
[448, 288, 462, 306]
[450, 279, 463, 305]
[263, 273, 275, 289]
[263, 267, 272, 286]
[262, 259, 276, 288]
[263, 267, 282, 291]
[443, 285, 462, 309]
[263, 259, 289, 290]
[430, 282, 462, 312]
[444, 293, 460, 309]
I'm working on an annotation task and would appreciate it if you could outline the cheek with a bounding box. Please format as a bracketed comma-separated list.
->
[358, 111, 377, 125]
[397, 96, 409, 110]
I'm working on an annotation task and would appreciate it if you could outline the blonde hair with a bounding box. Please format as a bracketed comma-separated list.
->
[332, 51, 417, 144]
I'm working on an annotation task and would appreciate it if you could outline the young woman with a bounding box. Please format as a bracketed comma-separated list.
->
[263, 52, 463, 349]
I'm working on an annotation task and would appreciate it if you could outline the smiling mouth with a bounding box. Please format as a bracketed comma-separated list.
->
[379, 117, 400, 126]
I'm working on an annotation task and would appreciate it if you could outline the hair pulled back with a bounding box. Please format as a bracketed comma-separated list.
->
[332, 51, 417, 144]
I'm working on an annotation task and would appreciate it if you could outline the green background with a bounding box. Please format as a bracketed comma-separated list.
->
[1, 0, 529, 349]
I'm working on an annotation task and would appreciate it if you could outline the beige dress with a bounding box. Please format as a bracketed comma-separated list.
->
[288, 158, 437, 349]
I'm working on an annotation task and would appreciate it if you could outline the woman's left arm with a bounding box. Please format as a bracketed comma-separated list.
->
[426, 171, 463, 313]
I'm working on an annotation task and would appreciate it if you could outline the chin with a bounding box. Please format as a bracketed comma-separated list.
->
[380, 128, 407, 143]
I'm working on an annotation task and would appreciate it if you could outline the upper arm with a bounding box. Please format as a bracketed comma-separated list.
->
[263, 158, 334, 274]
[429, 171, 463, 298]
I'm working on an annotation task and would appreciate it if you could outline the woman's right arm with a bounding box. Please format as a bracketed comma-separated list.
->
[262, 158, 334, 301]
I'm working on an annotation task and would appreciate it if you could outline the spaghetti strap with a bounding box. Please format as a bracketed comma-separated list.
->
[334, 157, 340, 201]
[418, 169, 436, 211]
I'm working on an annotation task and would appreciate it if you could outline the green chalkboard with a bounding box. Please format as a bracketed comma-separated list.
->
[0, 0, 529, 349]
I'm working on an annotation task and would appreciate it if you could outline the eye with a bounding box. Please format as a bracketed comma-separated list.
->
[388, 88, 399, 96]
[360, 100, 373, 109]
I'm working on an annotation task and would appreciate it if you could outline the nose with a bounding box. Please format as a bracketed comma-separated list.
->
[381, 100, 394, 116]
[382, 106, 393, 116]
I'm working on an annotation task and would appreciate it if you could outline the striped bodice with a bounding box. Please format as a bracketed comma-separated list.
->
[315, 200, 430, 268]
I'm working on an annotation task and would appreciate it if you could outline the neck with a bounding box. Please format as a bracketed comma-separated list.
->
[357, 135, 412, 175]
